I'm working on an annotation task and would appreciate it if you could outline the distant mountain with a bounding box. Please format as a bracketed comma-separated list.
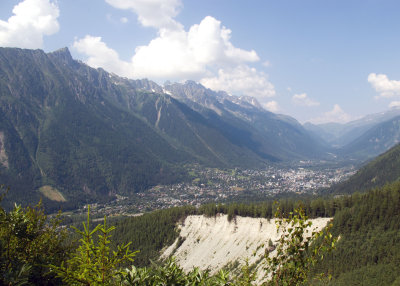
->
[0, 47, 192, 208]
[0, 47, 328, 208]
[162, 81, 329, 161]
[304, 108, 400, 147]
[339, 116, 400, 159]
[328, 143, 400, 195]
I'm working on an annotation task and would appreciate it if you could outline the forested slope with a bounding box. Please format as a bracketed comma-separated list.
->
[2, 180, 400, 284]
[108, 181, 400, 285]
[0, 47, 329, 209]
[312, 182, 400, 285]
[328, 143, 400, 195]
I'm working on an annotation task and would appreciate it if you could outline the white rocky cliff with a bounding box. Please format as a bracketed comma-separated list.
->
[161, 214, 331, 276]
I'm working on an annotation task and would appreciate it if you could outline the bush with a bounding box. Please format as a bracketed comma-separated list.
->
[0, 186, 69, 285]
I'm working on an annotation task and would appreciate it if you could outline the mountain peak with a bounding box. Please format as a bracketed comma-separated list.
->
[48, 47, 75, 67]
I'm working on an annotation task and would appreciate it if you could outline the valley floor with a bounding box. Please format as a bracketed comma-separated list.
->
[70, 164, 355, 217]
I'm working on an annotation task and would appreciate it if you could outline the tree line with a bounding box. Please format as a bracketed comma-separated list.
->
[2, 181, 400, 284]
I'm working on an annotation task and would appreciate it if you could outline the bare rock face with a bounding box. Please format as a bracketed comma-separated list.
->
[161, 214, 331, 278]
[0, 132, 8, 169]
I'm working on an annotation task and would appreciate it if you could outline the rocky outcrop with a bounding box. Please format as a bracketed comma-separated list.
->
[161, 214, 331, 277]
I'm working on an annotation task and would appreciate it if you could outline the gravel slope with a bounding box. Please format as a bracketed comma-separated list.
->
[162, 214, 331, 277]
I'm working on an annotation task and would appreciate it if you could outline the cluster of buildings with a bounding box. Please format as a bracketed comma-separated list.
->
[76, 164, 356, 216]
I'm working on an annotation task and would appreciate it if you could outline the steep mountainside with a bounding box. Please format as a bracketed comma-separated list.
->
[313, 182, 400, 285]
[0, 47, 328, 208]
[327, 143, 400, 195]
[338, 116, 400, 159]
[304, 108, 400, 148]
[163, 81, 330, 160]
[0, 48, 189, 207]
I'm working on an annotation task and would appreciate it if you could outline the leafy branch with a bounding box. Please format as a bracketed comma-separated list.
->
[265, 205, 337, 285]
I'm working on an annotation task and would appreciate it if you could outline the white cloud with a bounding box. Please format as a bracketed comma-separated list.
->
[200, 65, 275, 104]
[120, 17, 129, 23]
[262, 60, 271, 67]
[73, 35, 132, 77]
[368, 73, 400, 98]
[74, 15, 265, 87]
[0, 0, 59, 49]
[389, 101, 400, 108]
[105, 0, 182, 29]
[74, 1, 274, 109]
[292, 93, 319, 107]
[129, 26, 205, 79]
[264, 101, 279, 112]
[311, 104, 351, 124]
[128, 16, 259, 79]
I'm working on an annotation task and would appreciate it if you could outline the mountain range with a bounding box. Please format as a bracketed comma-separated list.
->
[0, 47, 328, 207]
[1, 47, 400, 208]
[305, 109, 400, 159]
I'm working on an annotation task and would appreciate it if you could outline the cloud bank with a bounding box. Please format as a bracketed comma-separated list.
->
[389, 101, 400, 108]
[201, 65, 275, 100]
[368, 73, 400, 98]
[292, 93, 319, 107]
[368, 73, 400, 109]
[311, 104, 351, 124]
[105, 0, 182, 29]
[264, 101, 279, 112]
[73, 0, 275, 108]
[0, 0, 59, 49]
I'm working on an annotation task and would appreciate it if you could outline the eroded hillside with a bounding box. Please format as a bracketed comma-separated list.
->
[162, 215, 331, 276]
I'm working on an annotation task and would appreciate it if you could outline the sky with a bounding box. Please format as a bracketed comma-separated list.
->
[1, 0, 400, 124]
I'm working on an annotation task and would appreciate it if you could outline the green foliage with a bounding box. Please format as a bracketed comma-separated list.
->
[330, 142, 400, 195]
[6, 177, 400, 285]
[118, 265, 153, 285]
[0, 187, 68, 285]
[109, 197, 343, 270]
[51, 206, 137, 285]
[120, 258, 233, 286]
[109, 198, 340, 269]
[265, 205, 336, 286]
[0, 184, 343, 286]
[113, 202, 337, 286]
[311, 181, 400, 285]
[198, 198, 338, 221]
[234, 260, 257, 286]
[112, 205, 196, 266]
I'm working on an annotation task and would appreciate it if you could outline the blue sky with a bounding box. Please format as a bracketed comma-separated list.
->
[1, 0, 400, 123]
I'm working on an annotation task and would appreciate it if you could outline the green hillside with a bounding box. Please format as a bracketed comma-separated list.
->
[0, 48, 190, 208]
[328, 143, 400, 195]
[312, 182, 400, 285]
[81, 181, 400, 285]
[0, 47, 332, 209]
[2, 179, 400, 284]
[164, 81, 330, 161]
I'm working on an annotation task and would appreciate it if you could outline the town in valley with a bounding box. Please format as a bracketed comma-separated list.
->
[82, 162, 356, 217]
